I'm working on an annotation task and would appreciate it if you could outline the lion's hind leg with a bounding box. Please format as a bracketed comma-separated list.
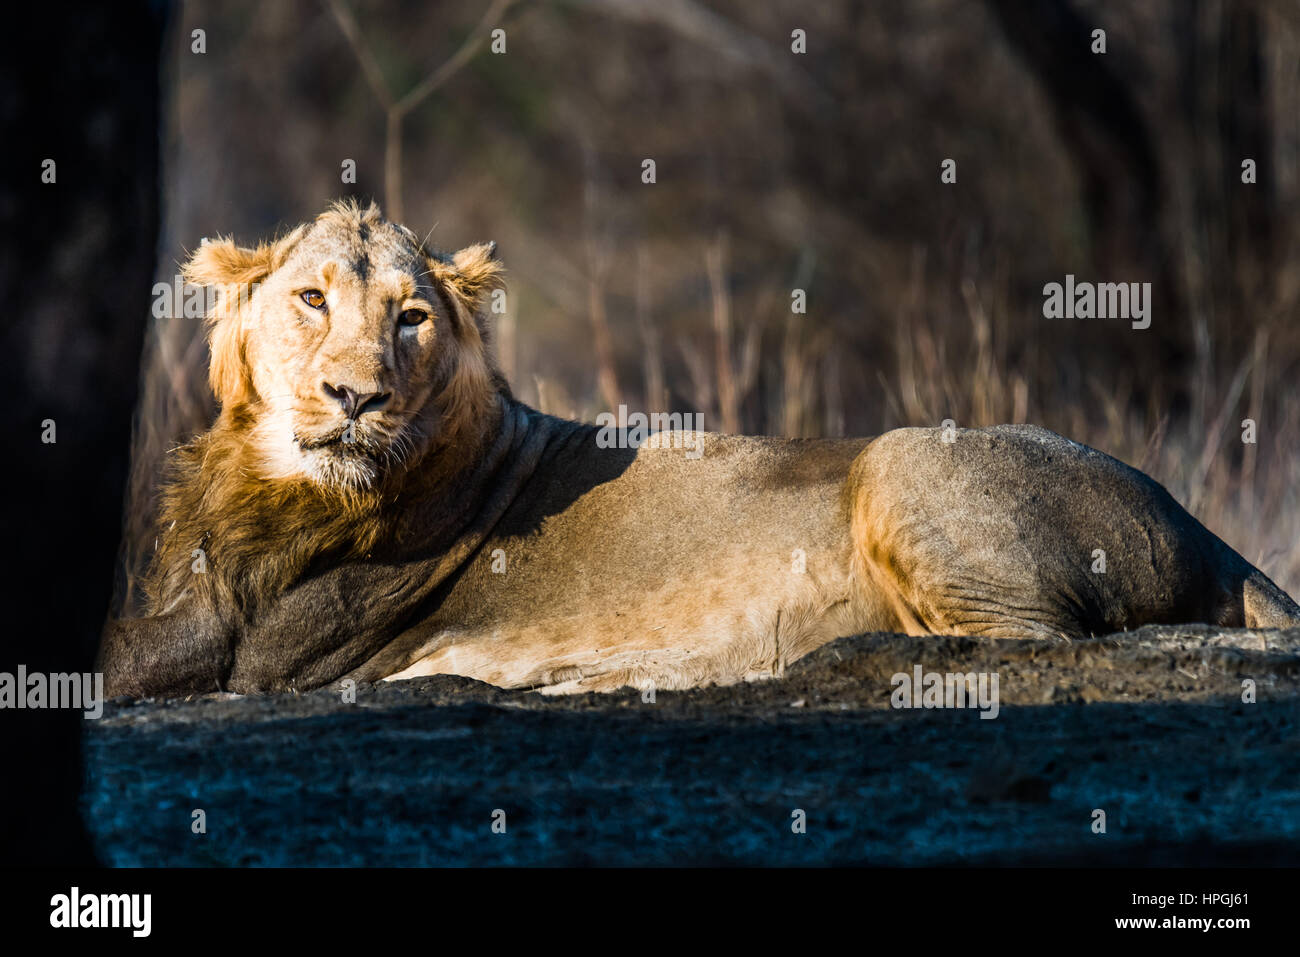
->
[848, 433, 1094, 642]
[858, 546, 1086, 641]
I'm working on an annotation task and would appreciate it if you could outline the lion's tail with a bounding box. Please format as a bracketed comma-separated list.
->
[1242, 569, 1300, 630]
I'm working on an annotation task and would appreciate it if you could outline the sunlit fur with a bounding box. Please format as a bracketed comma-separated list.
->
[113, 203, 1300, 699]
[146, 200, 506, 616]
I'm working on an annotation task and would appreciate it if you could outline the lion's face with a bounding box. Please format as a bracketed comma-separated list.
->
[240, 218, 449, 489]
[183, 201, 503, 490]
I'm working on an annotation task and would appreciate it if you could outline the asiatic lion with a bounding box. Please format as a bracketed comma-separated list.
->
[100, 200, 1300, 698]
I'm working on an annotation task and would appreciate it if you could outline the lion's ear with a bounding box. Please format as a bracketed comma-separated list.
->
[182, 226, 306, 294]
[181, 228, 305, 409]
[182, 237, 274, 289]
[443, 242, 505, 316]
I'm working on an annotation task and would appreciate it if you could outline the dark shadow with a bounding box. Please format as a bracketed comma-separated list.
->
[82, 681, 1300, 866]
[1, 2, 167, 865]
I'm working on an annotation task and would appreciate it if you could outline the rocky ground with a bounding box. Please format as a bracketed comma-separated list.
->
[83, 625, 1300, 865]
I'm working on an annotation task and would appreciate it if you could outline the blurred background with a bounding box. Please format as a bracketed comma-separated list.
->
[120, 0, 1300, 613]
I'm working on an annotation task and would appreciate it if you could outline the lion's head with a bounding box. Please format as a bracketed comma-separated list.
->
[182, 199, 505, 490]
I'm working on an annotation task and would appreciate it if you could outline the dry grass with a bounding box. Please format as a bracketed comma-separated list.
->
[874, 266, 1300, 597]
[119, 242, 1300, 615]
[115, 0, 1300, 610]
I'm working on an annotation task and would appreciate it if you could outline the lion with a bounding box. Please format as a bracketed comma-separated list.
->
[99, 200, 1300, 698]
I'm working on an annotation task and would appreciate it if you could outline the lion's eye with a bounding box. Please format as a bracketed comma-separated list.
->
[300, 289, 327, 309]
[398, 308, 428, 327]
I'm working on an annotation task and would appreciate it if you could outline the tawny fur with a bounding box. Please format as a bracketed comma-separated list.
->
[100, 201, 1300, 698]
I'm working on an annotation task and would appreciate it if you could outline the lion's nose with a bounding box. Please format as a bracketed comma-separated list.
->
[322, 382, 390, 419]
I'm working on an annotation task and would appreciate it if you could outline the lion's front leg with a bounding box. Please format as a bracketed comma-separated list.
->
[99, 607, 236, 698]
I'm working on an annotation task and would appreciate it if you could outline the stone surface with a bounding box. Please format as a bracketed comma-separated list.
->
[83, 626, 1300, 865]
